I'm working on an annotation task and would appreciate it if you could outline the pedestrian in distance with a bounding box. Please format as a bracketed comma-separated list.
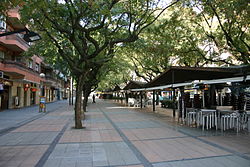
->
[92, 94, 96, 103]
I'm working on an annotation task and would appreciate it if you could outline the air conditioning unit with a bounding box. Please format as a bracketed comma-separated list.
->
[0, 16, 6, 30]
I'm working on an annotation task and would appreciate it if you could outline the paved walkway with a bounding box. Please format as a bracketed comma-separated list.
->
[0, 101, 66, 133]
[0, 99, 249, 167]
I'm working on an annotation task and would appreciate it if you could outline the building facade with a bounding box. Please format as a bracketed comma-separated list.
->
[0, 7, 68, 110]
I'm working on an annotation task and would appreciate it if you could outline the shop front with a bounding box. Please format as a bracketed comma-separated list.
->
[30, 84, 38, 105]
[0, 79, 12, 110]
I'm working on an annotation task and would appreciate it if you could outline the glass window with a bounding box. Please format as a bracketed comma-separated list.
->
[0, 51, 4, 59]
[35, 63, 39, 72]
[28, 61, 33, 68]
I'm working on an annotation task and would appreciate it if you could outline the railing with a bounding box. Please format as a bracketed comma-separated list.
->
[1, 60, 40, 75]
[45, 75, 58, 82]
[5, 33, 29, 48]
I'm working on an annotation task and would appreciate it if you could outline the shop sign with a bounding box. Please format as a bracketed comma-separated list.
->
[40, 96, 46, 103]
[31, 87, 38, 92]
[24, 84, 30, 91]
[39, 96, 46, 112]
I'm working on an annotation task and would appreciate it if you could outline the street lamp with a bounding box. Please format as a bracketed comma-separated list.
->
[39, 73, 45, 78]
[23, 31, 41, 42]
[39, 73, 46, 112]
[0, 28, 41, 42]
[40, 73, 45, 96]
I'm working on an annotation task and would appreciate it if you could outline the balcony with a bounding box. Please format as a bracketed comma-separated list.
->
[7, 8, 20, 19]
[44, 75, 57, 86]
[0, 60, 42, 83]
[0, 33, 29, 52]
[7, 8, 26, 30]
[44, 74, 65, 89]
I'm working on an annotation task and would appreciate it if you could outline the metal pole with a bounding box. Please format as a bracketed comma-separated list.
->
[202, 90, 205, 108]
[125, 92, 128, 104]
[173, 89, 176, 117]
[153, 90, 156, 112]
[140, 91, 143, 108]
[172, 70, 176, 117]
[156, 91, 159, 105]
[71, 77, 74, 105]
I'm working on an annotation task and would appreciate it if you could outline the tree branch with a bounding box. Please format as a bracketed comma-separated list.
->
[137, 0, 180, 34]
[207, 1, 249, 64]
[36, 21, 82, 73]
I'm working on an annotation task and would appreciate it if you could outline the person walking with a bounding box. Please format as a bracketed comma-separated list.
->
[92, 94, 96, 103]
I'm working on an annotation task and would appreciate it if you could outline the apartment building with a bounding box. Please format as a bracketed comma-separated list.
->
[0, 8, 68, 110]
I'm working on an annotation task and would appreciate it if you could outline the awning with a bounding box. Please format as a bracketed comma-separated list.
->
[130, 88, 146, 92]
[123, 81, 147, 90]
[172, 82, 193, 88]
[147, 66, 238, 87]
[203, 75, 250, 84]
[145, 84, 172, 91]
[130, 82, 194, 91]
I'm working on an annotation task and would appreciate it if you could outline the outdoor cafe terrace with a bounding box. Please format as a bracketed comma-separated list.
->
[111, 65, 250, 133]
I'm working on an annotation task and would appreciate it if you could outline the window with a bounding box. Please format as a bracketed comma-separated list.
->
[28, 60, 33, 68]
[35, 63, 39, 72]
[0, 51, 4, 59]
[16, 56, 22, 62]
[0, 15, 6, 30]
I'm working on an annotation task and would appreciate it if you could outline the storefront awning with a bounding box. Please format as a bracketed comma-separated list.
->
[203, 75, 250, 84]
[172, 82, 193, 88]
[145, 84, 172, 91]
[130, 88, 146, 92]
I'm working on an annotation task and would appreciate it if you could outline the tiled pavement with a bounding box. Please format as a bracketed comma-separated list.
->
[0, 101, 66, 133]
[0, 99, 250, 167]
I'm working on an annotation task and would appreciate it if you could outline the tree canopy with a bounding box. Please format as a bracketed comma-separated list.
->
[116, 0, 249, 82]
[19, 0, 179, 128]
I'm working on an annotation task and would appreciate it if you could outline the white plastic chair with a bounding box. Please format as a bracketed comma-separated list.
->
[128, 98, 135, 107]
[220, 111, 240, 132]
[186, 108, 197, 126]
[198, 109, 217, 131]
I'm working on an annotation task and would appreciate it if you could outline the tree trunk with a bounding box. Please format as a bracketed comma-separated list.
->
[82, 92, 88, 114]
[74, 76, 84, 129]
[71, 77, 74, 105]
[82, 86, 91, 115]
[69, 83, 72, 105]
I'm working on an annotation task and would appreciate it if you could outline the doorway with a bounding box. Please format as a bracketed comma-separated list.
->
[24, 90, 27, 106]
[0, 85, 10, 110]
[30, 91, 36, 105]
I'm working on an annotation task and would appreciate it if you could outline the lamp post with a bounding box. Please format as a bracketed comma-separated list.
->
[0, 28, 41, 42]
[39, 73, 45, 96]
[39, 73, 46, 112]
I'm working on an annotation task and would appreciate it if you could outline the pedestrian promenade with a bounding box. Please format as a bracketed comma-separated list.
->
[0, 99, 249, 167]
[0, 101, 65, 133]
